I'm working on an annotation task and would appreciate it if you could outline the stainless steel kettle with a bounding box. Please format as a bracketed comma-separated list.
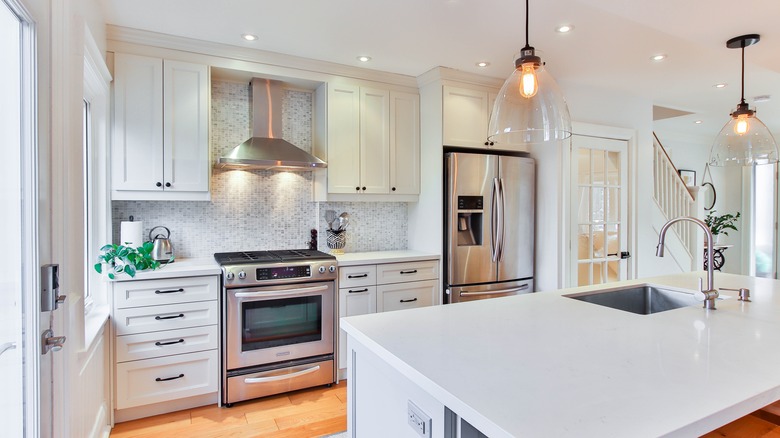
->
[149, 226, 174, 263]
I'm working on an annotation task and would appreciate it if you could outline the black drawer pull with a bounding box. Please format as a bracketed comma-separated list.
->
[155, 288, 184, 294]
[155, 313, 184, 320]
[349, 288, 369, 294]
[348, 274, 368, 279]
[155, 339, 185, 346]
[400, 270, 418, 275]
[155, 373, 184, 382]
[400, 298, 418, 303]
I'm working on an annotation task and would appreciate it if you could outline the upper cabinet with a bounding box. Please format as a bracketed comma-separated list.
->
[314, 82, 420, 201]
[442, 85, 521, 151]
[112, 53, 211, 201]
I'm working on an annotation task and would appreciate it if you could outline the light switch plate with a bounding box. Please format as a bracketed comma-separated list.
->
[408, 400, 432, 438]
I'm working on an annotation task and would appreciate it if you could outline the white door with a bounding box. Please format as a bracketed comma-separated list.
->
[1, 0, 38, 436]
[571, 135, 630, 286]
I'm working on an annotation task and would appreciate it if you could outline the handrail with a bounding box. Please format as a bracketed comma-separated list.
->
[653, 132, 695, 203]
[652, 133, 696, 258]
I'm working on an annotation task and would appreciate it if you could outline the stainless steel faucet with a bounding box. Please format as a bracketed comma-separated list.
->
[656, 216, 718, 310]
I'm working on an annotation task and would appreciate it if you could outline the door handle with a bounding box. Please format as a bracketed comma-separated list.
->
[348, 288, 369, 293]
[234, 284, 328, 299]
[156, 373, 185, 382]
[155, 288, 184, 294]
[155, 339, 185, 346]
[155, 313, 185, 320]
[490, 177, 500, 262]
[399, 270, 418, 275]
[399, 298, 418, 303]
[347, 273, 368, 279]
[0, 342, 16, 358]
[244, 365, 321, 384]
[460, 284, 529, 297]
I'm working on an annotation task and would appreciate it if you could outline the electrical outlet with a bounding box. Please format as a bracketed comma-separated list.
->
[408, 401, 432, 438]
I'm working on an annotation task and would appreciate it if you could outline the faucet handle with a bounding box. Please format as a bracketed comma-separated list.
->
[698, 277, 704, 292]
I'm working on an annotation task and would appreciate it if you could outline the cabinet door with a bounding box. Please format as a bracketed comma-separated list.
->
[377, 280, 437, 313]
[360, 87, 390, 193]
[389, 91, 420, 195]
[112, 53, 164, 192]
[338, 286, 377, 369]
[442, 86, 489, 148]
[328, 84, 361, 194]
[163, 60, 210, 193]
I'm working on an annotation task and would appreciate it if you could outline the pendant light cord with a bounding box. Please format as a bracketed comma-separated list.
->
[525, 0, 530, 48]
[740, 43, 746, 105]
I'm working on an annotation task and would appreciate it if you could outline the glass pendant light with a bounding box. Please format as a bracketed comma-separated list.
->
[488, 0, 571, 145]
[709, 34, 779, 167]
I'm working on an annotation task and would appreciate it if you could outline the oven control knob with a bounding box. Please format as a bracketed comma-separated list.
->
[226, 271, 235, 280]
[318, 266, 326, 274]
[238, 271, 246, 280]
[328, 265, 336, 273]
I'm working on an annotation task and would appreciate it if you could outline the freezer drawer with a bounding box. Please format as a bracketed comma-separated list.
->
[447, 280, 533, 304]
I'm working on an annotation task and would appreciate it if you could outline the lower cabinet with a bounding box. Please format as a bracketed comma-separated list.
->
[337, 259, 439, 375]
[111, 274, 220, 416]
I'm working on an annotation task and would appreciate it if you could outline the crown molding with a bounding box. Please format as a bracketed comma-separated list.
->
[106, 25, 419, 89]
[416, 66, 504, 89]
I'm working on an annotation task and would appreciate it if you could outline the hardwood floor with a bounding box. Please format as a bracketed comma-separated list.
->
[110, 382, 347, 438]
[703, 402, 780, 438]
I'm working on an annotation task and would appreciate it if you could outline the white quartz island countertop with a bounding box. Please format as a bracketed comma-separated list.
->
[341, 272, 780, 437]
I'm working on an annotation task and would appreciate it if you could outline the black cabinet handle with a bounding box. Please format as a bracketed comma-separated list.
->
[156, 182, 162, 187]
[400, 298, 418, 303]
[155, 339, 185, 346]
[155, 313, 184, 320]
[361, 186, 366, 191]
[165, 182, 171, 187]
[400, 270, 418, 275]
[484, 141, 489, 146]
[155, 288, 184, 294]
[391, 187, 396, 191]
[348, 274, 368, 279]
[355, 186, 360, 191]
[155, 373, 184, 382]
[348, 288, 369, 294]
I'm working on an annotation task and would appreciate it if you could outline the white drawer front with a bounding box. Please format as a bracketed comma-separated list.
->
[114, 275, 219, 309]
[376, 260, 439, 285]
[377, 279, 437, 313]
[116, 325, 219, 363]
[114, 300, 218, 335]
[339, 265, 377, 288]
[115, 349, 218, 409]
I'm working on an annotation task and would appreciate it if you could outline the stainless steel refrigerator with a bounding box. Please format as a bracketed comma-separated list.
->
[444, 151, 534, 303]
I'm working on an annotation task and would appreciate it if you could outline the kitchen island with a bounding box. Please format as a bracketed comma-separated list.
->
[341, 272, 780, 437]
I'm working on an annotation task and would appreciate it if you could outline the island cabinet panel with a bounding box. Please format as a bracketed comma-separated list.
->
[337, 259, 439, 376]
[111, 274, 219, 417]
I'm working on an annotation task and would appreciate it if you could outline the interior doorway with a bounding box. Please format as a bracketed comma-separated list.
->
[748, 163, 778, 278]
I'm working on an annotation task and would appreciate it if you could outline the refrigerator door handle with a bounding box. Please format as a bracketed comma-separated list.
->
[497, 177, 505, 261]
[490, 177, 500, 262]
[460, 284, 530, 297]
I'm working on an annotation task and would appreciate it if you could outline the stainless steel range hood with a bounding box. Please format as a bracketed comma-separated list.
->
[217, 78, 326, 170]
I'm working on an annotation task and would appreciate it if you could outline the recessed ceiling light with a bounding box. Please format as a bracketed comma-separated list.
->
[476, 61, 490, 68]
[241, 33, 258, 41]
[556, 25, 574, 33]
[714, 83, 727, 88]
[357, 55, 372, 62]
[754, 95, 771, 103]
[651, 54, 667, 62]
[694, 120, 703, 124]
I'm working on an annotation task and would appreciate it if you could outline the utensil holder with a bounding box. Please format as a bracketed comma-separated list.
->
[327, 229, 346, 254]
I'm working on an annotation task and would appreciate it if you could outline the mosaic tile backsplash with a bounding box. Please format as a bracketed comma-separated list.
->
[112, 80, 408, 258]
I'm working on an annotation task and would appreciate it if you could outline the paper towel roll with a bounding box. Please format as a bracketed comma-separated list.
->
[120, 221, 144, 248]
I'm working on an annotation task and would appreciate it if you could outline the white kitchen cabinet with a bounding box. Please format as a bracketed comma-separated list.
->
[112, 53, 210, 201]
[337, 259, 439, 375]
[442, 85, 518, 150]
[111, 274, 219, 415]
[314, 82, 420, 200]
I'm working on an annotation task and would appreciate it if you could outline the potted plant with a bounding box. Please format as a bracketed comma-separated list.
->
[94, 242, 169, 279]
[704, 210, 741, 243]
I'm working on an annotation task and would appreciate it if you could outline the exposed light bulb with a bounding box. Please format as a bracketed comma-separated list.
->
[734, 114, 750, 135]
[519, 63, 538, 98]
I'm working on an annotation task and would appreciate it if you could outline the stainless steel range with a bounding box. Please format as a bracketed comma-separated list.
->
[214, 249, 337, 406]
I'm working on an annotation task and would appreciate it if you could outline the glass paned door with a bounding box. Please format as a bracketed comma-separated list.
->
[749, 163, 777, 278]
[572, 135, 629, 286]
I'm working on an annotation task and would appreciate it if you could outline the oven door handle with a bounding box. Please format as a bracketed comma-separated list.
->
[243, 365, 321, 384]
[234, 285, 329, 299]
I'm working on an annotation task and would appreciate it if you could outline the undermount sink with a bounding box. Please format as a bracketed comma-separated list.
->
[564, 285, 698, 315]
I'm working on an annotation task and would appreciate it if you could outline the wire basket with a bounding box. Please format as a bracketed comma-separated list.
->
[326, 229, 346, 254]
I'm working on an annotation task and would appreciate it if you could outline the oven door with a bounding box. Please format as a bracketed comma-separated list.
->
[226, 281, 334, 370]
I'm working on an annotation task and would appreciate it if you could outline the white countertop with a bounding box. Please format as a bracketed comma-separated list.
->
[341, 272, 780, 437]
[108, 257, 221, 281]
[335, 250, 440, 266]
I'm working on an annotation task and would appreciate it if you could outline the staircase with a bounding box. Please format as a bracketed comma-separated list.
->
[652, 133, 702, 272]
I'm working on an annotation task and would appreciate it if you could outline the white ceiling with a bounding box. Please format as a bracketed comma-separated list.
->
[99, 0, 780, 139]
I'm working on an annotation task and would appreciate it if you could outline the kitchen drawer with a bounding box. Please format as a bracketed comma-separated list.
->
[116, 325, 219, 363]
[376, 260, 439, 285]
[339, 265, 377, 288]
[113, 275, 219, 309]
[377, 279, 437, 312]
[115, 349, 218, 409]
[113, 300, 218, 336]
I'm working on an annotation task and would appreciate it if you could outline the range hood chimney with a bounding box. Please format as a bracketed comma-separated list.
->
[217, 78, 326, 170]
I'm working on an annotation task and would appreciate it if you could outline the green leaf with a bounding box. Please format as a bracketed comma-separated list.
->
[108, 272, 115, 280]
[124, 265, 136, 277]
[94, 263, 102, 274]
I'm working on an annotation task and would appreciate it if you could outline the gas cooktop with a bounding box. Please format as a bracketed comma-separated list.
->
[213, 249, 335, 266]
